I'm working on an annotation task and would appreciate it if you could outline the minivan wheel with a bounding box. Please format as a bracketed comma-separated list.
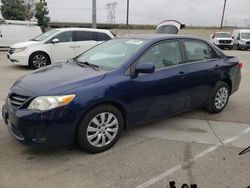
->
[77, 104, 124, 153]
[205, 82, 230, 114]
[29, 52, 50, 69]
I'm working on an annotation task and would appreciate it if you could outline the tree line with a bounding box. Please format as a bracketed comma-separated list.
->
[1, 0, 50, 31]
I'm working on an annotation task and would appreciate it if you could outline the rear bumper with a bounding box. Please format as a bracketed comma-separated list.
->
[2, 101, 79, 147]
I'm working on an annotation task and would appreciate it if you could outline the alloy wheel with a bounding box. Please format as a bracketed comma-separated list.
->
[214, 87, 229, 110]
[86, 112, 119, 147]
[33, 54, 47, 68]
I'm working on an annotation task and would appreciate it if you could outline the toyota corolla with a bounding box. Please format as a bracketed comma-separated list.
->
[2, 35, 242, 153]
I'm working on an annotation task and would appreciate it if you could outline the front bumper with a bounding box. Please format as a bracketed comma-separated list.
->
[2, 101, 79, 147]
[238, 44, 250, 49]
[7, 52, 29, 66]
[215, 43, 233, 49]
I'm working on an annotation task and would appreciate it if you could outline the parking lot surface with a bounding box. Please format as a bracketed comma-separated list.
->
[0, 49, 250, 188]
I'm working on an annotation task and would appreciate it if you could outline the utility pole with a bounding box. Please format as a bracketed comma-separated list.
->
[126, 0, 129, 30]
[220, 0, 227, 29]
[92, 0, 97, 28]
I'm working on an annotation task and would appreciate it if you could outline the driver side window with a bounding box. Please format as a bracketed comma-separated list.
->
[137, 41, 182, 69]
[54, 31, 73, 43]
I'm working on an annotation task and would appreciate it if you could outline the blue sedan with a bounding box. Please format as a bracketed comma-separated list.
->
[2, 35, 242, 153]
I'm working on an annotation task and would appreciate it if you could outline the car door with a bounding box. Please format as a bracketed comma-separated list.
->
[49, 31, 76, 62]
[129, 40, 189, 122]
[182, 39, 222, 108]
[74, 31, 99, 56]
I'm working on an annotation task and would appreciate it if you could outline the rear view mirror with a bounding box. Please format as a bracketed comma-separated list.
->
[135, 63, 155, 74]
[51, 38, 59, 44]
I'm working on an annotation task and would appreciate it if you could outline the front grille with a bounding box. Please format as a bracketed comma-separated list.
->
[246, 41, 250, 45]
[9, 48, 15, 55]
[219, 40, 232, 44]
[9, 93, 30, 108]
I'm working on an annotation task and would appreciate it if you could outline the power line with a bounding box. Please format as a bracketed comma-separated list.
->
[106, 1, 118, 24]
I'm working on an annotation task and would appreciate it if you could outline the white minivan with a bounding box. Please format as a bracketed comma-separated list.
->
[232, 29, 250, 50]
[7, 28, 114, 69]
[0, 20, 42, 47]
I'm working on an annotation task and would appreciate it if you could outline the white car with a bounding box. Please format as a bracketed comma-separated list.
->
[210, 32, 233, 50]
[232, 29, 250, 50]
[7, 28, 114, 69]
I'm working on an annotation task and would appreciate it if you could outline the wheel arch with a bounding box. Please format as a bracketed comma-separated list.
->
[221, 78, 232, 95]
[75, 100, 128, 138]
[29, 51, 52, 65]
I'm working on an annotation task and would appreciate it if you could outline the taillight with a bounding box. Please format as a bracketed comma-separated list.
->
[239, 62, 243, 69]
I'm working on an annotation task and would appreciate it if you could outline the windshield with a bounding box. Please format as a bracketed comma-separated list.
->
[76, 39, 146, 70]
[241, 32, 250, 39]
[32, 29, 58, 41]
[215, 33, 231, 38]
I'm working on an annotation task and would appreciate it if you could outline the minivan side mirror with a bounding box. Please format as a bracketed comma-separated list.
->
[135, 63, 155, 75]
[51, 38, 60, 44]
[232, 36, 234, 39]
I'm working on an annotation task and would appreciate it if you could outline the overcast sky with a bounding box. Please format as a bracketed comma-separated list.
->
[24, 0, 250, 27]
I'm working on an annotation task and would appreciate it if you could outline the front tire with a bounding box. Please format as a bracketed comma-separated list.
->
[77, 104, 124, 153]
[29, 52, 50, 69]
[205, 82, 230, 114]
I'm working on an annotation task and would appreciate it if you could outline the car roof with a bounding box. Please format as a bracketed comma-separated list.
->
[54, 27, 111, 34]
[118, 34, 205, 42]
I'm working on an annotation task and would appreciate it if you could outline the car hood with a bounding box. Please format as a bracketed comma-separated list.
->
[10, 41, 40, 48]
[14, 60, 107, 96]
[215, 37, 232, 40]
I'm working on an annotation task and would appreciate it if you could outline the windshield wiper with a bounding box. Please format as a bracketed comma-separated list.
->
[76, 61, 99, 71]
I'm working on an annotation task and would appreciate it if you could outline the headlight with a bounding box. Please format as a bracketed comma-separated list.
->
[240, 40, 246, 44]
[14, 47, 27, 53]
[28, 95, 75, 111]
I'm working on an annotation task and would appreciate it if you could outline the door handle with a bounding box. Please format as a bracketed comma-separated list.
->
[179, 71, 186, 79]
[70, 46, 76, 48]
[213, 65, 220, 70]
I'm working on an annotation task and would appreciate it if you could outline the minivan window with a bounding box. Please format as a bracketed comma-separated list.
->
[74, 31, 95, 41]
[137, 41, 182, 69]
[55, 31, 73, 43]
[32, 29, 58, 41]
[184, 40, 217, 62]
[241, 33, 250, 39]
[96, 33, 111, 41]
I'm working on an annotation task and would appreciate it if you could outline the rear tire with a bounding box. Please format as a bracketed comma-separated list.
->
[29, 52, 50, 69]
[205, 82, 230, 114]
[77, 104, 124, 153]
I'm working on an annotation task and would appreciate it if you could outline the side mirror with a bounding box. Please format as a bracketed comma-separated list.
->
[212, 36, 215, 39]
[135, 63, 155, 75]
[51, 38, 60, 44]
[232, 36, 234, 39]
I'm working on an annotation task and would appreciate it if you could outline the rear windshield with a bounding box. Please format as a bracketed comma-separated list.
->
[31, 29, 58, 41]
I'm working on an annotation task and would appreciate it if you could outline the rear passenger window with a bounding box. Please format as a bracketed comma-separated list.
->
[184, 41, 218, 62]
[75, 31, 95, 41]
[96, 33, 111, 41]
